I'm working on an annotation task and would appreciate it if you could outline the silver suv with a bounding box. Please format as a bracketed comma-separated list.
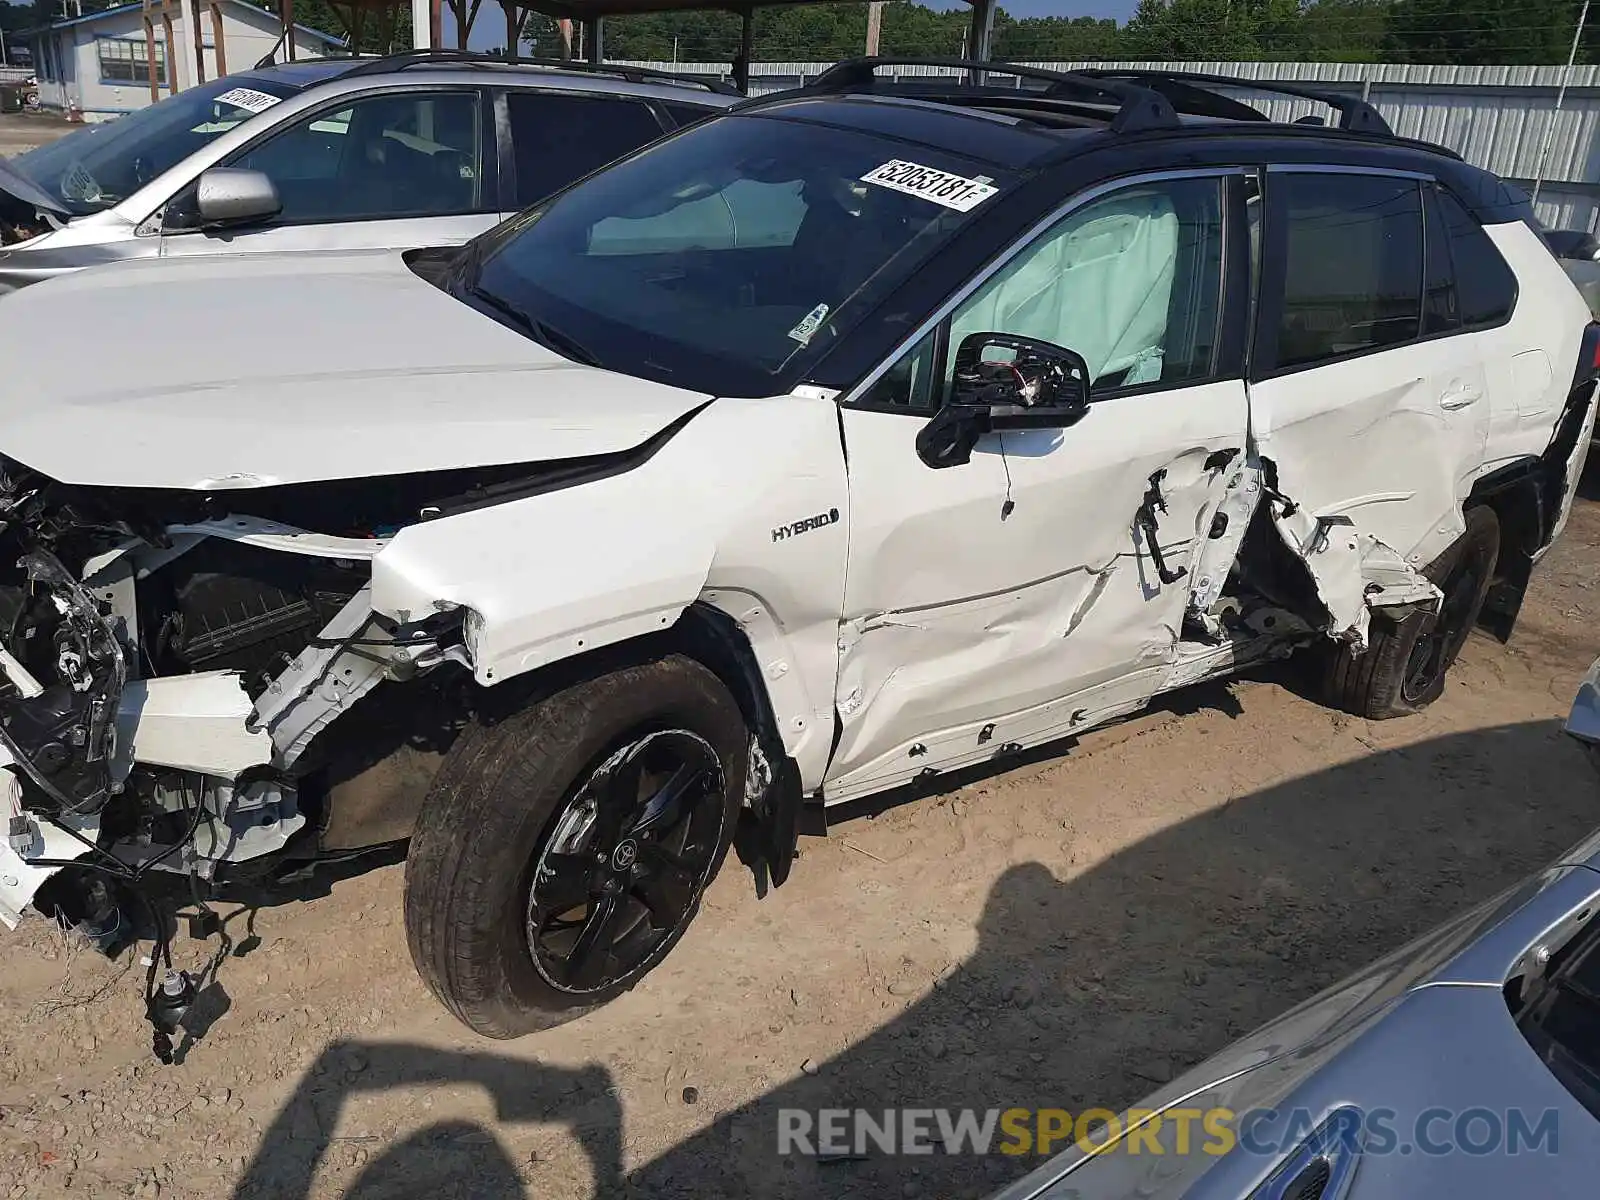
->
[0, 50, 735, 293]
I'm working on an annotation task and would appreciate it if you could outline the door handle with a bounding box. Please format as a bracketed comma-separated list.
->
[1440, 382, 1483, 410]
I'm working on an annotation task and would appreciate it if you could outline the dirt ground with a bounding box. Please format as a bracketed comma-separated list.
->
[0, 113, 74, 159]
[0, 465, 1594, 1200]
[1, 108, 1599, 1189]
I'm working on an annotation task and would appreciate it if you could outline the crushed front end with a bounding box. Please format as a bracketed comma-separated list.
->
[0, 456, 481, 1048]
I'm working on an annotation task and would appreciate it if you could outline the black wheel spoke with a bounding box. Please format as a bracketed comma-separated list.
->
[565, 893, 623, 989]
[631, 761, 711, 838]
[535, 852, 595, 916]
[526, 727, 728, 996]
[586, 753, 646, 855]
[634, 859, 697, 929]
[640, 840, 697, 873]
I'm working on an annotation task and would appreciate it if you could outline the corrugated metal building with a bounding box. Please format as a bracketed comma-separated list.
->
[621, 59, 1600, 232]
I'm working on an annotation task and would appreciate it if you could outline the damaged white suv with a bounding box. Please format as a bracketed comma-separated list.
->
[0, 61, 1594, 1040]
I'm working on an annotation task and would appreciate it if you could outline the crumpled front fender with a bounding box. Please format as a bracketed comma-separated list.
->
[370, 466, 716, 687]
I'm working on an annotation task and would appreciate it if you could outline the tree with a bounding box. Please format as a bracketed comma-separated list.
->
[1299, 0, 1387, 63]
[1120, 0, 1265, 61]
[271, 0, 412, 54]
[1383, 0, 1589, 65]
[521, 0, 1589, 71]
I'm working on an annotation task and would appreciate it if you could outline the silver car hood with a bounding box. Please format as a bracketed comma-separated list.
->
[0, 248, 713, 489]
[0, 155, 72, 221]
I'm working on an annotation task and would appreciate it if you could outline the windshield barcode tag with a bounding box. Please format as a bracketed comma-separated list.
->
[214, 87, 282, 114]
[860, 160, 998, 212]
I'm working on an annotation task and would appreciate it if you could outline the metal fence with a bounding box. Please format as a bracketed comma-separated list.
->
[622, 59, 1600, 232]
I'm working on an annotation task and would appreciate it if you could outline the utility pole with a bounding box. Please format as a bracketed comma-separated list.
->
[1533, 0, 1590, 209]
[865, 1, 882, 56]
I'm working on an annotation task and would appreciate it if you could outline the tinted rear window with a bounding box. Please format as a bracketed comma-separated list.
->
[507, 91, 665, 208]
[1274, 173, 1423, 370]
[1437, 188, 1517, 326]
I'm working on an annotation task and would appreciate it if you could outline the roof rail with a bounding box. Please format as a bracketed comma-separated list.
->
[336, 49, 740, 95]
[801, 56, 1179, 135]
[1077, 69, 1392, 137]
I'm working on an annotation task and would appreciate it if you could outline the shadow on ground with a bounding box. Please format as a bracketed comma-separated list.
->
[231, 719, 1600, 1200]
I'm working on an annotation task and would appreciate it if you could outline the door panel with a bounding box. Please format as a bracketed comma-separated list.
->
[1249, 170, 1489, 574]
[826, 172, 1248, 802]
[830, 384, 1248, 801]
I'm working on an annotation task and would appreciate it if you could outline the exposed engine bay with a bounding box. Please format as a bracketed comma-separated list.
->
[0, 455, 522, 1048]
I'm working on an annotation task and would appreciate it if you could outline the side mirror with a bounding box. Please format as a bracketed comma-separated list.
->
[195, 167, 281, 228]
[916, 332, 1091, 469]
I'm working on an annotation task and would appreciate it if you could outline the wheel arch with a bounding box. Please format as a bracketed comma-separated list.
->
[1466, 461, 1543, 643]
[461, 599, 821, 891]
[1467, 375, 1596, 642]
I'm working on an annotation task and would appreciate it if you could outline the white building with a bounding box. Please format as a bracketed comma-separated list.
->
[26, 1, 343, 121]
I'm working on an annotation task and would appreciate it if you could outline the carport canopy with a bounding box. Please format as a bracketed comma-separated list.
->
[512, 0, 1000, 92]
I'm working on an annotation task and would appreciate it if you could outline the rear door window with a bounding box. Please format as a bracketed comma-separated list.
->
[505, 91, 668, 209]
[1422, 186, 1459, 336]
[1269, 173, 1423, 370]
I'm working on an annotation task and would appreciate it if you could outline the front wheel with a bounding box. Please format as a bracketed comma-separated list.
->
[404, 655, 746, 1038]
[1322, 506, 1500, 720]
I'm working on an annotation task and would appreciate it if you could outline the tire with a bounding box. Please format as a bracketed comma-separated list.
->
[404, 654, 746, 1039]
[1323, 506, 1500, 720]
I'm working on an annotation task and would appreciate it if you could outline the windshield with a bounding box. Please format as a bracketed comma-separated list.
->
[10, 76, 297, 214]
[466, 113, 1017, 396]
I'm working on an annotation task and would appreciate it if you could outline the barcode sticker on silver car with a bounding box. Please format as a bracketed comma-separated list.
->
[215, 87, 283, 114]
[859, 161, 998, 212]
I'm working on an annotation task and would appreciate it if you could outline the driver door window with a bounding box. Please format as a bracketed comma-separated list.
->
[861, 176, 1224, 411]
[225, 91, 487, 223]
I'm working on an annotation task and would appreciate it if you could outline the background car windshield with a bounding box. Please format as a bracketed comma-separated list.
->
[470, 114, 1015, 395]
[11, 76, 297, 214]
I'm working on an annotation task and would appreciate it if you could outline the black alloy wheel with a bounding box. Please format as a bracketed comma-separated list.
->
[526, 728, 727, 995]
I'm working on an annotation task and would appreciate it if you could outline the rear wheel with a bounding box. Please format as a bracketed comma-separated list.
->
[404, 655, 745, 1038]
[1322, 506, 1500, 720]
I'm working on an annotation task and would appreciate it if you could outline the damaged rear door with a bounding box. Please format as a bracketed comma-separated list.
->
[1246, 169, 1492, 643]
[825, 170, 1250, 802]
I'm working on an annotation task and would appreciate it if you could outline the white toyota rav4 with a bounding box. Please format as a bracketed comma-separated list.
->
[0, 61, 1593, 1041]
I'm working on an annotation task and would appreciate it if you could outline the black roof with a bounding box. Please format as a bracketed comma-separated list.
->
[730, 58, 1533, 225]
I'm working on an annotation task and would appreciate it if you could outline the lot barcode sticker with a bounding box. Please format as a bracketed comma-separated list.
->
[214, 87, 282, 114]
[860, 160, 998, 212]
